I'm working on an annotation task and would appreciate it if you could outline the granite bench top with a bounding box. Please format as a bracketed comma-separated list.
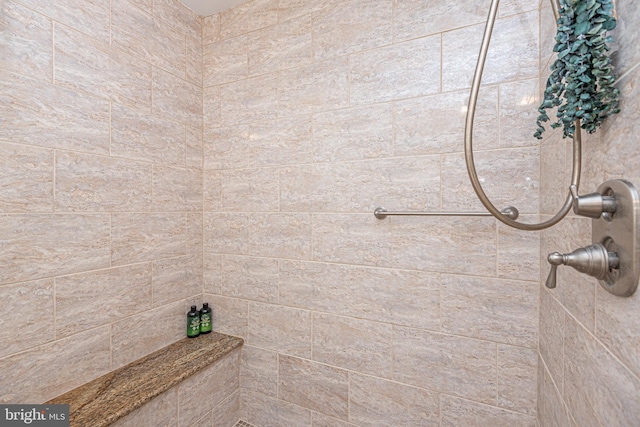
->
[47, 332, 243, 427]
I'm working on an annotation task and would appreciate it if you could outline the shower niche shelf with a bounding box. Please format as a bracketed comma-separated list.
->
[545, 179, 640, 297]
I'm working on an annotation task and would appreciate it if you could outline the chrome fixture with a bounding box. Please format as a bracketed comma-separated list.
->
[545, 180, 639, 297]
[464, 0, 583, 231]
[373, 206, 519, 220]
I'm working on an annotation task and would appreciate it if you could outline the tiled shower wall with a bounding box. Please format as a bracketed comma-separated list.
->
[537, 0, 640, 425]
[202, 0, 542, 425]
[0, 0, 204, 403]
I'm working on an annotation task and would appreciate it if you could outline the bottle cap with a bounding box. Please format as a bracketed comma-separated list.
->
[190, 305, 197, 312]
[202, 303, 209, 309]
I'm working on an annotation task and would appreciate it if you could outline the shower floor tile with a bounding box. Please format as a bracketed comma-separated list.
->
[234, 421, 256, 427]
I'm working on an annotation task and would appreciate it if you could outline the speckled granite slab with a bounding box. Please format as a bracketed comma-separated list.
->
[47, 332, 243, 427]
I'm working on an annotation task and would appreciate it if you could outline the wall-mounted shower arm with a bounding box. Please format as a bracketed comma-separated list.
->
[464, 0, 582, 231]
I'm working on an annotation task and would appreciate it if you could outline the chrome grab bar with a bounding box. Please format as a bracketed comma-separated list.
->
[374, 206, 519, 220]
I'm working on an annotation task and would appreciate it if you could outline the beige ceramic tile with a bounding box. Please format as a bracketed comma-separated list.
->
[153, 0, 201, 39]
[203, 170, 222, 212]
[203, 213, 249, 254]
[497, 345, 537, 415]
[499, 79, 540, 148]
[152, 255, 202, 306]
[313, 104, 393, 162]
[313, 0, 392, 60]
[111, 0, 186, 78]
[537, 357, 571, 427]
[564, 316, 640, 427]
[596, 285, 640, 379]
[241, 390, 311, 427]
[497, 216, 541, 281]
[209, 255, 279, 303]
[441, 274, 538, 347]
[539, 1, 557, 69]
[220, 73, 278, 126]
[177, 348, 240, 426]
[220, 0, 278, 40]
[110, 103, 186, 166]
[240, 345, 278, 397]
[221, 167, 279, 212]
[203, 124, 248, 170]
[204, 295, 248, 338]
[55, 264, 152, 338]
[611, 0, 640, 76]
[348, 266, 440, 330]
[0, 279, 54, 359]
[203, 13, 221, 46]
[394, 0, 486, 42]
[393, 87, 499, 156]
[186, 32, 203, 86]
[212, 389, 241, 427]
[539, 289, 565, 396]
[539, 131, 569, 215]
[186, 126, 203, 169]
[349, 373, 440, 427]
[203, 252, 221, 291]
[249, 14, 312, 76]
[54, 24, 152, 111]
[278, 57, 349, 117]
[203, 35, 248, 86]
[0, 143, 53, 213]
[441, 396, 536, 427]
[277, 0, 342, 23]
[247, 302, 312, 357]
[152, 165, 202, 211]
[111, 388, 178, 427]
[0, 70, 110, 154]
[280, 156, 440, 213]
[111, 213, 186, 265]
[278, 355, 349, 420]
[278, 260, 352, 313]
[203, 86, 222, 130]
[441, 148, 539, 214]
[312, 413, 358, 427]
[153, 68, 202, 128]
[391, 216, 497, 276]
[311, 214, 393, 267]
[313, 314, 393, 377]
[442, 11, 538, 91]
[247, 214, 312, 259]
[247, 115, 314, 167]
[0, 0, 52, 82]
[111, 300, 187, 368]
[126, 0, 153, 13]
[0, 214, 110, 285]
[54, 150, 152, 212]
[186, 212, 203, 255]
[349, 35, 441, 106]
[393, 326, 497, 404]
[17, 0, 110, 42]
[0, 326, 111, 404]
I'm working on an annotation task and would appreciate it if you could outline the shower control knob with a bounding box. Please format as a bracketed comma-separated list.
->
[569, 184, 617, 219]
[545, 243, 619, 289]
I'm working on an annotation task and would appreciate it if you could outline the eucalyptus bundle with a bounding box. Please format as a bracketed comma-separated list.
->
[535, 0, 619, 139]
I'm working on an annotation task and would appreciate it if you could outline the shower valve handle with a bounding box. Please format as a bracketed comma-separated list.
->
[569, 185, 617, 219]
[545, 243, 619, 289]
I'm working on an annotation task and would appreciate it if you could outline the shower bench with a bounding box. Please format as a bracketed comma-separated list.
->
[46, 331, 243, 427]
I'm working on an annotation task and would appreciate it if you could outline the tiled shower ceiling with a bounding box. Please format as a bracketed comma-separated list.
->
[180, 0, 249, 16]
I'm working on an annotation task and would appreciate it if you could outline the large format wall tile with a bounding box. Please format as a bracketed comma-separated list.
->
[220, 74, 278, 126]
[221, 167, 279, 212]
[152, 165, 202, 211]
[393, 326, 497, 404]
[55, 151, 152, 212]
[349, 35, 441, 106]
[0, 214, 110, 284]
[205, 295, 248, 338]
[211, 255, 279, 303]
[313, 0, 392, 61]
[441, 396, 536, 427]
[203, 35, 248, 86]
[241, 390, 311, 427]
[247, 213, 313, 261]
[349, 373, 440, 427]
[0, 326, 111, 404]
[55, 24, 152, 111]
[111, 213, 186, 265]
[153, 0, 200, 39]
[220, 0, 278, 40]
[497, 345, 537, 415]
[441, 274, 538, 347]
[111, 388, 177, 427]
[0, 143, 53, 213]
[278, 355, 349, 420]
[0, 70, 110, 154]
[312, 314, 394, 378]
[55, 264, 152, 338]
[152, 68, 202, 128]
[0, 0, 52, 82]
[0, 279, 54, 359]
[247, 302, 312, 357]
[241, 345, 278, 397]
[152, 255, 202, 306]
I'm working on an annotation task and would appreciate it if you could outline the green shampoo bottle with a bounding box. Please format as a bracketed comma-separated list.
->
[200, 303, 212, 334]
[187, 305, 200, 338]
